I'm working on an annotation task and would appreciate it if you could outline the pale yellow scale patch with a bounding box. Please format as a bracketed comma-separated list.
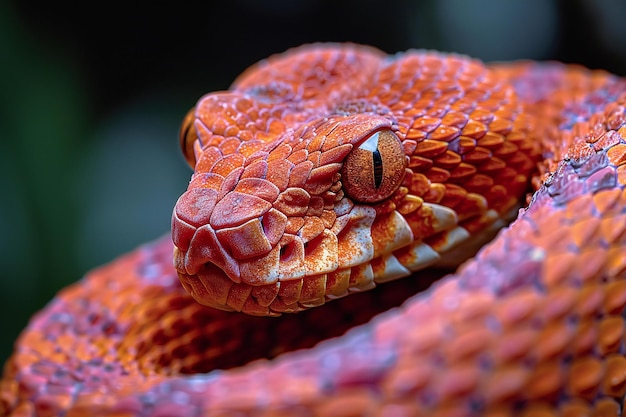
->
[372, 254, 411, 283]
[392, 241, 441, 273]
[371, 210, 414, 257]
[437, 206, 519, 268]
[331, 205, 377, 268]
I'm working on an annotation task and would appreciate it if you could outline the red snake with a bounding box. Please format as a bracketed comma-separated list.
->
[2, 43, 626, 416]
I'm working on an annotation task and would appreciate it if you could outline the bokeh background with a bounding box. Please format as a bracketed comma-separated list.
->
[1, 0, 625, 363]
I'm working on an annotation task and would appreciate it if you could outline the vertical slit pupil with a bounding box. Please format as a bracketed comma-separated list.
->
[372, 148, 383, 189]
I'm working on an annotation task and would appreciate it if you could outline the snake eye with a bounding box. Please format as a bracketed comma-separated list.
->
[341, 129, 407, 203]
[179, 107, 198, 168]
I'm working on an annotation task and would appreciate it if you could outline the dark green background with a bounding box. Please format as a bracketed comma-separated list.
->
[1, 0, 625, 364]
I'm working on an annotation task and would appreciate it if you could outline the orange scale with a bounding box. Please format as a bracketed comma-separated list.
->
[592, 398, 621, 416]
[571, 319, 598, 357]
[412, 116, 441, 133]
[606, 143, 626, 166]
[488, 118, 514, 134]
[299, 275, 327, 303]
[463, 146, 492, 164]
[593, 130, 622, 151]
[563, 194, 594, 221]
[422, 183, 446, 203]
[492, 288, 539, 329]
[542, 252, 577, 288]
[237, 129, 254, 142]
[493, 167, 519, 186]
[405, 128, 427, 141]
[599, 213, 626, 245]
[465, 89, 489, 102]
[462, 174, 494, 194]
[241, 159, 268, 181]
[492, 140, 526, 158]
[404, 172, 432, 197]
[531, 321, 573, 363]
[606, 103, 625, 130]
[570, 216, 602, 249]
[433, 150, 462, 170]
[477, 157, 507, 173]
[254, 130, 278, 143]
[399, 91, 418, 103]
[481, 366, 529, 406]
[619, 124, 626, 139]
[267, 143, 292, 161]
[605, 246, 626, 277]
[460, 120, 487, 138]
[267, 118, 286, 134]
[223, 124, 240, 138]
[451, 98, 478, 113]
[566, 357, 603, 399]
[286, 148, 308, 165]
[429, 125, 460, 142]
[266, 159, 294, 191]
[523, 362, 564, 401]
[413, 139, 448, 158]
[209, 117, 230, 136]
[236, 139, 265, 158]
[441, 327, 493, 364]
[438, 183, 466, 206]
[403, 107, 425, 118]
[218, 137, 242, 155]
[618, 164, 626, 185]
[314, 390, 376, 417]
[306, 150, 321, 167]
[601, 355, 626, 397]
[431, 365, 480, 402]
[592, 187, 623, 216]
[451, 194, 486, 222]
[455, 137, 477, 154]
[287, 161, 314, 188]
[381, 364, 434, 401]
[574, 245, 606, 283]
[478, 131, 506, 149]
[424, 167, 451, 184]
[597, 316, 624, 356]
[409, 155, 433, 173]
[319, 144, 352, 166]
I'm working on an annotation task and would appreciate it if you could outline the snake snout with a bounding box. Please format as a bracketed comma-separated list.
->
[171, 189, 285, 312]
[171, 187, 284, 283]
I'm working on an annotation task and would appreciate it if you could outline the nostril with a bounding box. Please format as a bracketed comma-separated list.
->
[184, 224, 240, 281]
[279, 240, 294, 262]
[276, 235, 305, 280]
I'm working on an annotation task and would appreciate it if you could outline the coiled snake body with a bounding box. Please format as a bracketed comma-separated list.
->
[2, 43, 626, 416]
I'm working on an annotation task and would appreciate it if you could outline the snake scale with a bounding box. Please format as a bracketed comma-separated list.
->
[2, 43, 626, 416]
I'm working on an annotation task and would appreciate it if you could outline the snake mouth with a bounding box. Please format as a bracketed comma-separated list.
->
[174, 234, 373, 316]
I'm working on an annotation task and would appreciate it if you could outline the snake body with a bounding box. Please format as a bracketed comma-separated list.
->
[2, 43, 626, 416]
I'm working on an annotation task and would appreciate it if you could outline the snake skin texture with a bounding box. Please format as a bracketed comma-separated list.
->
[2, 43, 626, 416]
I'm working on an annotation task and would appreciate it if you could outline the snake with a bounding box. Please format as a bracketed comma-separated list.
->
[2, 43, 626, 417]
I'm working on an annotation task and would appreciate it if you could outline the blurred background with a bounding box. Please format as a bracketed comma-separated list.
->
[1, 0, 625, 363]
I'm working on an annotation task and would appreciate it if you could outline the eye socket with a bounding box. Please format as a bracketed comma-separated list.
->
[341, 129, 407, 203]
[179, 107, 198, 168]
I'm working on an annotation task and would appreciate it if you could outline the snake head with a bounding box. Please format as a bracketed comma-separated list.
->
[172, 44, 539, 316]
[172, 96, 414, 315]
